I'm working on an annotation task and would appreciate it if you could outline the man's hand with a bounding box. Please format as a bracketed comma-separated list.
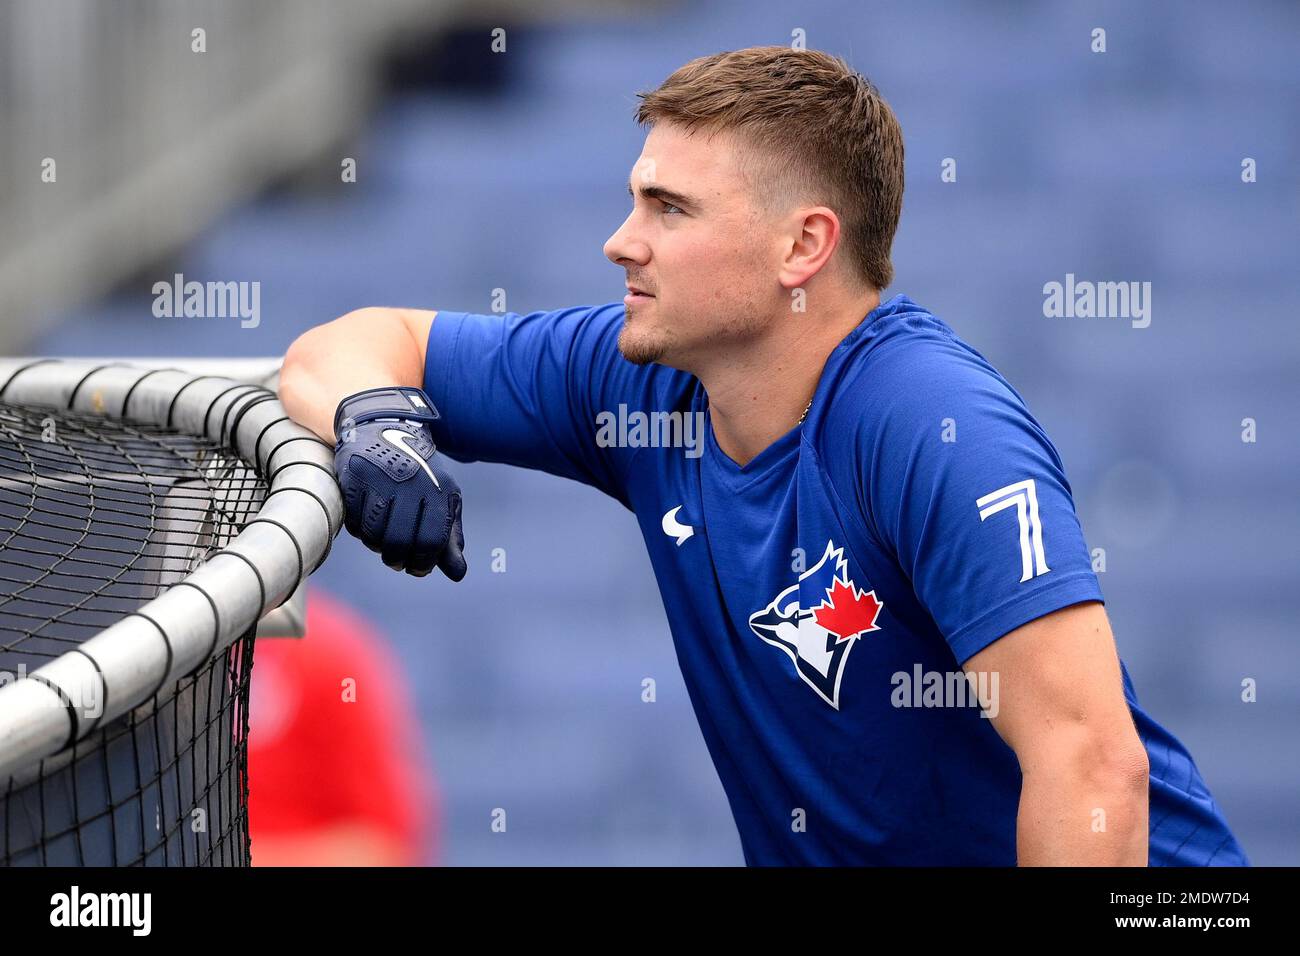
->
[332, 386, 467, 580]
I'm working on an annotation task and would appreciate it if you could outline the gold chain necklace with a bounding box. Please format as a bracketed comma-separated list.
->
[798, 396, 814, 425]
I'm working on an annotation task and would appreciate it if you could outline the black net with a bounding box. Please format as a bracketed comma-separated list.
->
[0, 398, 269, 865]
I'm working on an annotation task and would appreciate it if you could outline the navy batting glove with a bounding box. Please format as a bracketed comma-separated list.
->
[332, 386, 467, 580]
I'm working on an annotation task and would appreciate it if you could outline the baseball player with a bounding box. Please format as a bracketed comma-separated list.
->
[280, 46, 1248, 866]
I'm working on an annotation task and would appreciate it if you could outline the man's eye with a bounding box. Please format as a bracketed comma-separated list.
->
[661, 202, 684, 215]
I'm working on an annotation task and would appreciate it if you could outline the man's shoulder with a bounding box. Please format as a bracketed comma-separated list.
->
[818, 299, 1017, 438]
[808, 299, 1057, 525]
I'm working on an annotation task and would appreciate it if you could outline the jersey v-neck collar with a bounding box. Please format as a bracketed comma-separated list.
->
[701, 407, 803, 491]
[695, 294, 913, 490]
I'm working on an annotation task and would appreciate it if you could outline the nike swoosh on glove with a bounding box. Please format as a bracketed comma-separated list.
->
[332, 386, 467, 580]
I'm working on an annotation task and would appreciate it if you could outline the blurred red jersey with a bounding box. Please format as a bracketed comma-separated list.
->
[247, 586, 437, 865]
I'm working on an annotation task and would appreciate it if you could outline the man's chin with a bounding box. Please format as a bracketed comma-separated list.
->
[616, 321, 670, 366]
[616, 339, 665, 366]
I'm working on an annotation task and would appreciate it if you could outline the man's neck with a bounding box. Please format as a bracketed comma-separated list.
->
[698, 291, 881, 467]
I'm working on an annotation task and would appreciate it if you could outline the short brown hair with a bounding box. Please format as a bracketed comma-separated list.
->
[635, 46, 904, 291]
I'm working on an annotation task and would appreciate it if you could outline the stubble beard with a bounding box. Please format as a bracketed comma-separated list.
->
[616, 296, 770, 367]
[617, 307, 674, 365]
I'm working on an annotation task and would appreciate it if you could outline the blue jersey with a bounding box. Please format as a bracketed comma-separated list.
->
[422, 293, 1248, 866]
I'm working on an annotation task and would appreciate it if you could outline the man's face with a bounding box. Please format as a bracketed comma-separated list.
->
[603, 124, 780, 368]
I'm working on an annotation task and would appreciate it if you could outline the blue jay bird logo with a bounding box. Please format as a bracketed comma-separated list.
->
[748, 540, 884, 709]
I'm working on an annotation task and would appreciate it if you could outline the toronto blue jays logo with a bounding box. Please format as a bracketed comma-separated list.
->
[748, 540, 884, 709]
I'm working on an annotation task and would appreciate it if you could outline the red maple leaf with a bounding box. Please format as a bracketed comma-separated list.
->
[813, 577, 883, 642]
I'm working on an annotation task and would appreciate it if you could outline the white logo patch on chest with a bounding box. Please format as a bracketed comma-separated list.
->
[661, 505, 695, 546]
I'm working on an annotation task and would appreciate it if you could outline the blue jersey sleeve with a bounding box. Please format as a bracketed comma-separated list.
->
[842, 333, 1104, 664]
[420, 301, 693, 508]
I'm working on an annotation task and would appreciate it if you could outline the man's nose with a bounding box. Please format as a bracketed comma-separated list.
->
[604, 214, 644, 265]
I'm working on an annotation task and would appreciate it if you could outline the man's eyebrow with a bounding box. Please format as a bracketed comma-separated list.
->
[626, 178, 699, 210]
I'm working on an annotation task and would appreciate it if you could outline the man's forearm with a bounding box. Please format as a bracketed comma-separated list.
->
[279, 307, 427, 443]
[1016, 747, 1150, 865]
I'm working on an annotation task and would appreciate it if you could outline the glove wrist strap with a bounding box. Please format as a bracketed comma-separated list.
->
[334, 386, 441, 438]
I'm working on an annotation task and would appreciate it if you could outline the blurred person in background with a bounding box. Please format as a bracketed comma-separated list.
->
[248, 587, 437, 866]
